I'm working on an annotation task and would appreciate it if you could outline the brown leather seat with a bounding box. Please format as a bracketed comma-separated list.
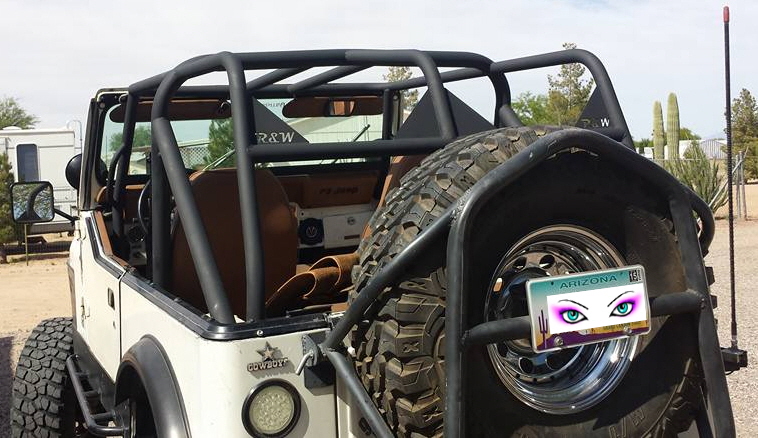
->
[171, 168, 298, 319]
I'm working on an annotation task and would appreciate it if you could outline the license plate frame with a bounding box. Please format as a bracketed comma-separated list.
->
[526, 265, 651, 353]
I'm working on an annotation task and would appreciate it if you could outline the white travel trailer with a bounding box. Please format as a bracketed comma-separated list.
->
[1, 126, 80, 232]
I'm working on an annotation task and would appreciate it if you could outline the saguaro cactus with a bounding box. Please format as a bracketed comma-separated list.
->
[666, 93, 680, 159]
[653, 101, 665, 159]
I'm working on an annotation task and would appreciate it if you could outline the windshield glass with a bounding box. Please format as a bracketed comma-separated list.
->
[101, 98, 384, 174]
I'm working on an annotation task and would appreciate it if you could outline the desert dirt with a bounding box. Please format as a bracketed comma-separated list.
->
[0, 185, 757, 437]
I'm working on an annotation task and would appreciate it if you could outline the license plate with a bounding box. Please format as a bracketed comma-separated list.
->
[526, 265, 650, 353]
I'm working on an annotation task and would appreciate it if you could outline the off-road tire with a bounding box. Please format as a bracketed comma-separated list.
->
[11, 317, 88, 437]
[350, 126, 702, 437]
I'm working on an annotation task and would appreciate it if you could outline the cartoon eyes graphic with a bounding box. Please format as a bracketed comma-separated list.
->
[610, 301, 634, 317]
[555, 292, 638, 325]
[560, 309, 587, 324]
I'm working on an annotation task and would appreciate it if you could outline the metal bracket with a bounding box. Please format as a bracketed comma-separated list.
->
[722, 347, 748, 372]
[298, 332, 335, 389]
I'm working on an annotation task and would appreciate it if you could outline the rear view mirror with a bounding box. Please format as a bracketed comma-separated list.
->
[282, 96, 383, 118]
[10, 182, 55, 224]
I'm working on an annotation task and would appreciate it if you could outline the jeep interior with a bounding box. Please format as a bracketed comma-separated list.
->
[93, 84, 494, 321]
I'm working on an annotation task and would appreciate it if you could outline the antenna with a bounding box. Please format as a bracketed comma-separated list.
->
[720, 4, 748, 372]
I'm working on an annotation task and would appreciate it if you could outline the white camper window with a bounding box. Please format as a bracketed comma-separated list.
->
[16, 143, 40, 182]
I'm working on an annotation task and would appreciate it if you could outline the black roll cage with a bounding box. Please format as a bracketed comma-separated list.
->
[111, 48, 632, 324]
[105, 48, 735, 437]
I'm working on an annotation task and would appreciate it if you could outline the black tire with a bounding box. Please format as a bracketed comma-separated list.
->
[11, 317, 89, 438]
[351, 127, 702, 437]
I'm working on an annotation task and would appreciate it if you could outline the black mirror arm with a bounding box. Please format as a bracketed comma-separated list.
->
[54, 208, 78, 225]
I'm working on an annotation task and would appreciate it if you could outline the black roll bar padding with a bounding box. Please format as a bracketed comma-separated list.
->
[150, 65, 238, 324]
[325, 351, 395, 438]
[106, 144, 125, 206]
[688, 186, 716, 255]
[246, 138, 449, 162]
[287, 65, 368, 94]
[150, 136, 170, 291]
[149, 51, 268, 322]
[110, 94, 139, 242]
[220, 52, 268, 322]
[462, 291, 704, 348]
[246, 67, 307, 91]
[491, 49, 634, 149]
[668, 192, 735, 437]
[125, 49, 627, 139]
[151, 116, 235, 324]
[381, 89, 395, 140]
[345, 50, 457, 140]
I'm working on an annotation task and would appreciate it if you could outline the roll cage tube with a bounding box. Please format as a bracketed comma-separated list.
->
[490, 49, 634, 148]
[114, 49, 631, 324]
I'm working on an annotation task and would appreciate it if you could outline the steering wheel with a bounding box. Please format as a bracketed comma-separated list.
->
[137, 179, 152, 234]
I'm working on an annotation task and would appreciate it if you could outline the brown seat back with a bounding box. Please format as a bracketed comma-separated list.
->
[378, 155, 425, 206]
[171, 168, 298, 318]
[361, 155, 426, 239]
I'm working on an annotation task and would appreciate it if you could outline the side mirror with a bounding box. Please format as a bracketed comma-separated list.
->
[65, 154, 83, 190]
[10, 181, 55, 224]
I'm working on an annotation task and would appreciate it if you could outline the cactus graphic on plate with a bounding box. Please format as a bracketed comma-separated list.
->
[538, 309, 549, 347]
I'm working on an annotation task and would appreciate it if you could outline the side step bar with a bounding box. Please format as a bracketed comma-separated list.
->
[66, 356, 128, 437]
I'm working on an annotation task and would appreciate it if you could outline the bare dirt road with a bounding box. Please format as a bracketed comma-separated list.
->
[0, 254, 71, 438]
[0, 186, 756, 437]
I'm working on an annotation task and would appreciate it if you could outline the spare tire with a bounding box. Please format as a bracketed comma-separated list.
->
[350, 127, 701, 437]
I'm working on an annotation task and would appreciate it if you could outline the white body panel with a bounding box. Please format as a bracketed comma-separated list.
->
[0, 127, 80, 219]
[73, 212, 124, 380]
[119, 287, 338, 437]
[75, 212, 342, 436]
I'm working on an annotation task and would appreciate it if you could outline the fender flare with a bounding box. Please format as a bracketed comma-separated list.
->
[469, 128, 714, 253]
[116, 335, 191, 438]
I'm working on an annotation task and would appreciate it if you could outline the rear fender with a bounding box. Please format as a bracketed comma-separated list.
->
[115, 335, 191, 438]
[478, 129, 714, 254]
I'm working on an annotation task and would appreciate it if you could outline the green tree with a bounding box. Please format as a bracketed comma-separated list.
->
[204, 119, 235, 166]
[512, 92, 552, 125]
[511, 43, 593, 126]
[680, 127, 701, 141]
[0, 153, 16, 263]
[633, 137, 651, 154]
[0, 96, 39, 129]
[108, 125, 152, 152]
[0, 96, 37, 262]
[731, 88, 758, 179]
[384, 66, 419, 113]
[545, 43, 594, 125]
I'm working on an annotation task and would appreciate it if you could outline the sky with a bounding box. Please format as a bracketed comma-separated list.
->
[1, 0, 756, 141]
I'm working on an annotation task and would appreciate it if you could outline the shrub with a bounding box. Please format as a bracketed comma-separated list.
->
[664, 144, 728, 213]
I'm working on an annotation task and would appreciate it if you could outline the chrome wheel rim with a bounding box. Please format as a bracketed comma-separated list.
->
[484, 225, 639, 414]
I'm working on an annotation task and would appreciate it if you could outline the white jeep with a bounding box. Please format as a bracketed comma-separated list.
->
[10, 49, 738, 438]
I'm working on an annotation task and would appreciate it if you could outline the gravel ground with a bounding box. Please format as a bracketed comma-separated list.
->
[0, 212, 756, 436]
[0, 253, 71, 438]
[710, 218, 758, 436]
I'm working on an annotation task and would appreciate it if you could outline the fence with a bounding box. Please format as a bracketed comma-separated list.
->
[652, 152, 749, 219]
